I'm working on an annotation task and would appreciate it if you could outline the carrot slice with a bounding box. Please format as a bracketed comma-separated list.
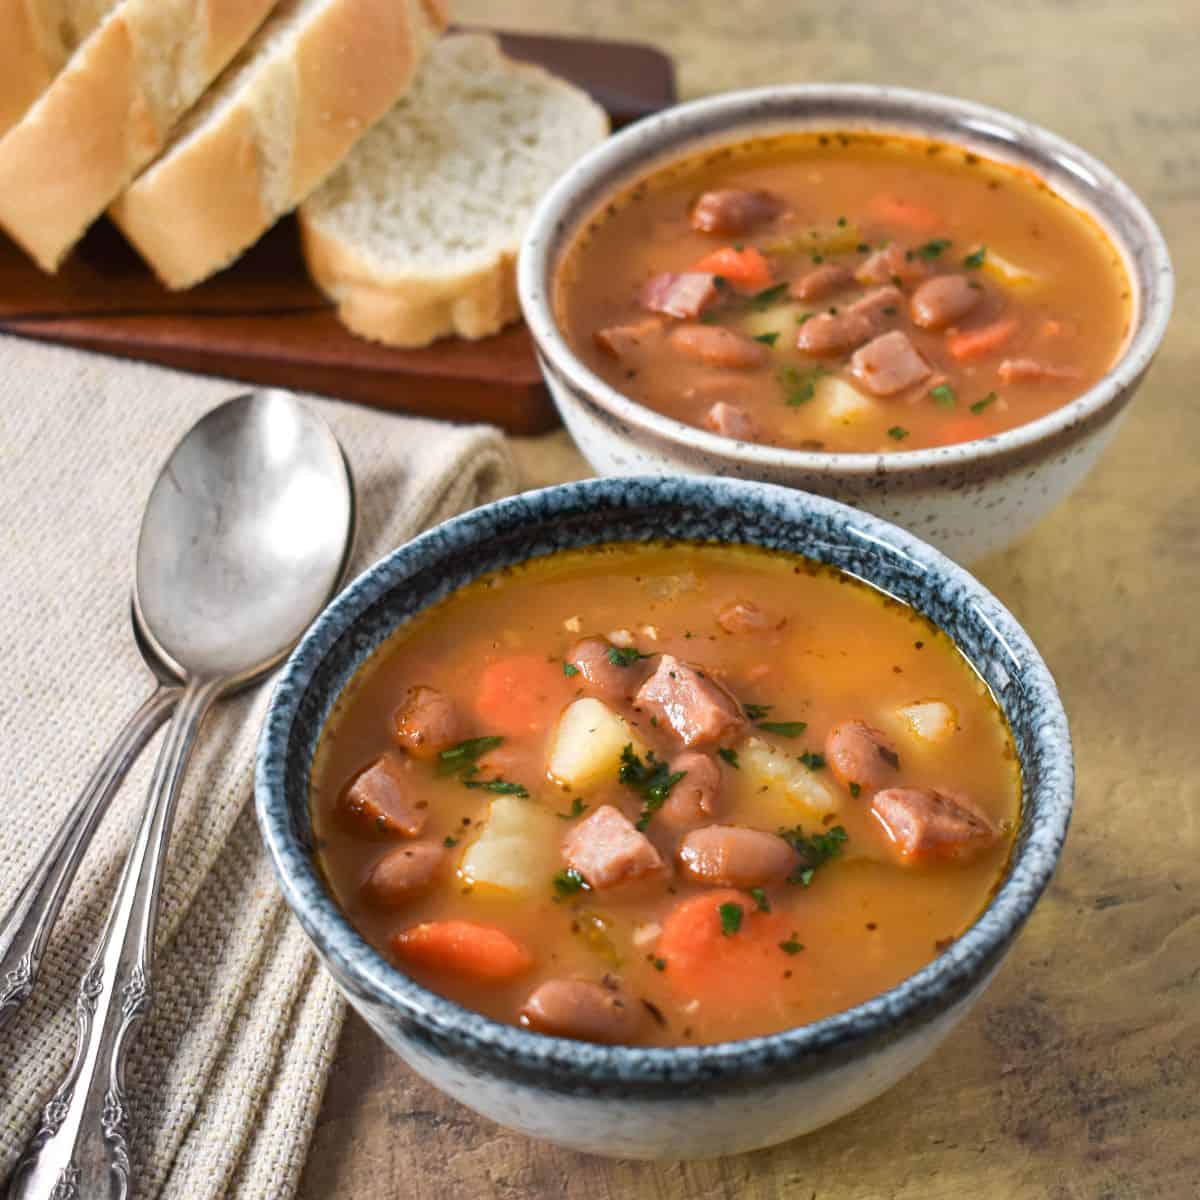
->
[657, 889, 798, 1013]
[475, 654, 572, 736]
[867, 194, 940, 233]
[691, 246, 772, 291]
[393, 920, 533, 982]
[945, 318, 1019, 362]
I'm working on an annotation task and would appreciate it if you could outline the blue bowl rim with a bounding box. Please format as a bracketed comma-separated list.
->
[255, 476, 1073, 1088]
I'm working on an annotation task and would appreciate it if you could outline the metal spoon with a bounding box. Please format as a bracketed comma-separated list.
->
[7, 390, 355, 1200]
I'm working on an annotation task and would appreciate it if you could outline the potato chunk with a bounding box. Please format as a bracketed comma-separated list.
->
[816, 374, 876, 428]
[896, 699, 959, 743]
[739, 736, 840, 824]
[546, 698, 647, 791]
[459, 796, 561, 897]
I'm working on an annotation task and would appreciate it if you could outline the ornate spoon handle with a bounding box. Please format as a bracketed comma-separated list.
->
[7, 676, 223, 1200]
[0, 686, 180, 1031]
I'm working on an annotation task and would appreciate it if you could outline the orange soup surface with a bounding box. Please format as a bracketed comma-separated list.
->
[554, 132, 1131, 452]
[312, 544, 1020, 1046]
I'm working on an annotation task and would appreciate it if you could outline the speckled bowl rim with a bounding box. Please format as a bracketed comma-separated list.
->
[517, 83, 1173, 478]
[255, 476, 1073, 1091]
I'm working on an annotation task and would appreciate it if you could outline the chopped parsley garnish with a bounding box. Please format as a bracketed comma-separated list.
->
[963, 245, 987, 269]
[744, 703, 772, 721]
[887, 425, 910, 441]
[558, 796, 589, 820]
[606, 645, 650, 667]
[563, 661, 580, 677]
[552, 868, 587, 898]
[713, 274, 729, 289]
[798, 750, 826, 771]
[750, 282, 789, 310]
[930, 384, 957, 408]
[849, 782, 862, 798]
[780, 824, 849, 886]
[757, 720, 807, 737]
[795, 311, 815, 325]
[916, 238, 951, 260]
[778, 365, 829, 406]
[970, 391, 998, 414]
[779, 934, 805, 955]
[718, 747, 740, 769]
[856, 242, 871, 253]
[442, 836, 459, 848]
[881, 305, 898, 316]
[652, 956, 667, 972]
[464, 777, 529, 797]
[437, 736, 503, 776]
[718, 902, 743, 936]
[698, 311, 720, 324]
[619, 744, 686, 830]
[750, 887, 771, 912]
[836, 216, 847, 227]
[811, 253, 825, 264]
[753, 331, 780, 346]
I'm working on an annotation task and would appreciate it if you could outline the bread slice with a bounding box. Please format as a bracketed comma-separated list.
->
[0, 0, 117, 136]
[298, 32, 609, 348]
[0, 0, 279, 272]
[111, 0, 447, 290]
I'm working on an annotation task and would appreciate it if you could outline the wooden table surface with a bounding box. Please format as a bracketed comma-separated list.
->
[299, 3, 1200, 1196]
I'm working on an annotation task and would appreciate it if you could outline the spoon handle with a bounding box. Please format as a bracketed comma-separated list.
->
[7, 676, 223, 1200]
[0, 686, 180, 1033]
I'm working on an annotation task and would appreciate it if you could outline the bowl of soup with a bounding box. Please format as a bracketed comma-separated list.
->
[518, 85, 1172, 562]
[255, 476, 1073, 1158]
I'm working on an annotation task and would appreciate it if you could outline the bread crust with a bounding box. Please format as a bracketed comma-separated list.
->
[0, 0, 277, 272]
[0, 0, 59, 136]
[110, 0, 445, 290]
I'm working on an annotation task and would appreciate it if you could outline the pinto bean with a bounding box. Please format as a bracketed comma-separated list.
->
[394, 686, 461, 760]
[850, 285, 904, 324]
[659, 751, 721, 829]
[910, 274, 982, 330]
[871, 787, 998, 863]
[704, 400, 759, 440]
[363, 842, 445, 907]
[520, 979, 644, 1043]
[678, 825, 799, 887]
[567, 636, 643, 702]
[855, 242, 929, 286]
[795, 309, 875, 355]
[791, 263, 853, 301]
[849, 331, 932, 396]
[690, 188, 781, 235]
[594, 315, 664, 361]
[669, 324, 768, 369]
[635, 655, 745, 748]
[825, 720, 901, 793]
[340, 754, 428, 838]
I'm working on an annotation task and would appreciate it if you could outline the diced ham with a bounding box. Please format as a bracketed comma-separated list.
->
[340, 754, 428, 838]
[849, 331, 933, 396]
[641, 272, 718, 319]
[716, 600, 771, 634]
[393, 686, 462, 760]
[566, 636, 644, 702]
[997, 358, 1084, 384]
[678, 825, 800, 887]
[690, 188, 781, 235]
[634, 655, 745, 748]
[520, 979, 644, 1043]
[790, 262, 853, 301]
[870, 787, 998, 863]
[855, 242, 930, 286]
[594, 315, 664, 361]
[669, 324, 768, 369]
[910, 274, 982, 330]
[363, 842, 445, 907]
[562, 805, 664, 888]
[659, 751, 721, 829]
[795, 287, 901, 356]
[826, 720, 901, 793]
[704, 400, 758, 440]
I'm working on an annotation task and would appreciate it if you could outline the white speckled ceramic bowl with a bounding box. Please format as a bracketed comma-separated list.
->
[518, 85, 1173, 563]
[256, 477, 1073, 1159]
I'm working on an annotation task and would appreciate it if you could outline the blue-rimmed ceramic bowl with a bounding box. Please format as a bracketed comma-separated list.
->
[518, 84, 1174, 564]
[255, 477, 1073, 1159]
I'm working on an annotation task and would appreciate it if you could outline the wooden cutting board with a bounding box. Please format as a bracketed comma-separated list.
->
[0, 30, 676, 435]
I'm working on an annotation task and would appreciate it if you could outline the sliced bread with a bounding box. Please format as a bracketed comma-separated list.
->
[0, 0, 279, 272]
[298, 32, 609, 348]
[111, 0, 447, 290]
[0, 0, 117, 136]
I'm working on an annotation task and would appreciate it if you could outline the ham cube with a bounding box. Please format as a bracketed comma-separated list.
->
[871, 787, 998, 863]
[341, 754, 428, 838]
[635, 655, 745, 748]
[849, 331, 932, 396]
[641, 272, 718, 319]
[562, 805, 664, 888]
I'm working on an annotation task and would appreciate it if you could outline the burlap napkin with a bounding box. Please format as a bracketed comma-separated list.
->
[0, 335, 519, 1197]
